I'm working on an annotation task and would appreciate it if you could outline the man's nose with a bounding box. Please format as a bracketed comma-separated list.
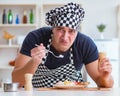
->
[63, 32, 69, 40]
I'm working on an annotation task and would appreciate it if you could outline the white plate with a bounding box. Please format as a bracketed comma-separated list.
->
[53, 84, 88, 89]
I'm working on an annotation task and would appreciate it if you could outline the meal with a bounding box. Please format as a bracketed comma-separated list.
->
[54, 80, 90, 88]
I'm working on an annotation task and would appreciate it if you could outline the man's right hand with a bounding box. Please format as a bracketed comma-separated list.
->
[31, 43, 46, 65]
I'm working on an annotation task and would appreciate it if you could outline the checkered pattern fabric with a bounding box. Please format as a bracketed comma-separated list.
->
[32, 32, 83, 88]
[32, 63, 83, 88]
[46, 2, 85, 30]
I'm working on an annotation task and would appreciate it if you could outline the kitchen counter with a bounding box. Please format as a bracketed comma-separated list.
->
[0, 87, 120, 96]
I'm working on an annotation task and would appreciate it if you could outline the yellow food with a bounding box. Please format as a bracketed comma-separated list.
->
[64, 80, 72, 85]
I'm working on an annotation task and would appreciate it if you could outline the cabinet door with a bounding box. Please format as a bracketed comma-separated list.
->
[0, 4, 38, 25]
[93, 39, 119, 87]
[94, 39, 119, 60]
[0, 4, 38, 45]
[0, 4, 38, 82]
[117, 5, 120, 38]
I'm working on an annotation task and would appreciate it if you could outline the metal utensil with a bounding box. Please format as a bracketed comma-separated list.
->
[4, 82, 19, 92]
[35, 44, 64, 58]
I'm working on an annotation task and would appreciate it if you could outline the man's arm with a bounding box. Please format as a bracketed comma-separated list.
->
[85, 60, 114, 88]
[12, 43, 46, 87]
[12, 53, 40, 87]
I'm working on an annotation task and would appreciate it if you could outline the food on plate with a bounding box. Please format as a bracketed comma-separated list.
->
[55, 80, 75, 86]
[54, 80, 90, 87]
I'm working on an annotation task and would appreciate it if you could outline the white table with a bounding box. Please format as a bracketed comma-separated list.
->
[0, 88, 120, 96]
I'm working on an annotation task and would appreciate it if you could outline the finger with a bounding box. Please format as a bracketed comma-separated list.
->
[103, 68, 112, 73]
[40, 43, 44, 46]
[99, 62, 112, 69]
[32, 52, 45, 62]
[102, 58, 110, 64]
[32, 49, 46, 57]
[100, 66, 112, 71]
[34, 45, 45, 53]
[99, 64, 112, 73]
[99, 59, 111, 67]
[36, 43, 46, 51]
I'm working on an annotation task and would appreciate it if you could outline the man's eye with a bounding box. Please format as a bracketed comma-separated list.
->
[69, 30, 75, 34]
[56, 28, 62, 31]
[57, 29, 64, 32]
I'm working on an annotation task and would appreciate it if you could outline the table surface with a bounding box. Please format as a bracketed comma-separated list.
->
[0, 87, 120, 96]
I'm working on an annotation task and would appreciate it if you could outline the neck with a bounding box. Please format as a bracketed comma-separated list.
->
[51, 42, 64, 53]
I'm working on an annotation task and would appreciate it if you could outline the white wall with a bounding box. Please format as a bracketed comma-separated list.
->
[0, 0, 120, 87]
[0, 0, 120, 39]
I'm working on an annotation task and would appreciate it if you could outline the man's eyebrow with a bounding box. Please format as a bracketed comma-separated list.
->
[56, 26, 75, 31]
[56, 26, 64, 29]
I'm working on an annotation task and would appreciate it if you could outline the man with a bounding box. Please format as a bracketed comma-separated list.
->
[12, 2, 114, 88]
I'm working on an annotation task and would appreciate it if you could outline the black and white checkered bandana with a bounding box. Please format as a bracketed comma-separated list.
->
[46, 2, 85, 30]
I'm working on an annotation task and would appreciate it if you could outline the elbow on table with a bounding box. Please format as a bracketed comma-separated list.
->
[12, 70, 25, 87]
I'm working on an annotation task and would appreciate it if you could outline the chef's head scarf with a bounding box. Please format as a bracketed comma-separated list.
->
[45, 2, 85, 31]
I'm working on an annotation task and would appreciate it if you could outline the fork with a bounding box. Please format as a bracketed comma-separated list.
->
[35, 44, 64, 58]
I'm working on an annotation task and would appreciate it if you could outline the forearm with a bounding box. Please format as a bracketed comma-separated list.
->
[96, 75, 114, 88]
[12, 59, 41, 87]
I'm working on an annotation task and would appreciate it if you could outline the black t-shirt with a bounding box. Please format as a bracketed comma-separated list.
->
[20, 27, 98, 70]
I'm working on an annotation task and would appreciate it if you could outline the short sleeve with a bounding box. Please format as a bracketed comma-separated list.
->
[82, 37, 99, 65]
[20, 32, 37, 57]
[20, 27, 52, 57]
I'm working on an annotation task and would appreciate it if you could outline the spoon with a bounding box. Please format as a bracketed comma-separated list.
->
[35, 44, 64, 58]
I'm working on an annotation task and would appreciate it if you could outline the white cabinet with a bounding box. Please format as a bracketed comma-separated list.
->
[117, 5, 120, 38]
[0, 4, 38, 82]
[40, 3, 64, 27]
[0, 4, 38, 44]
[86, 38, 120, 87]
[94, 39, 119, 60]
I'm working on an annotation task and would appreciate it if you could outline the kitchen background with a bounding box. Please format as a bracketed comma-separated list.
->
[0, 0, 120, 87]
